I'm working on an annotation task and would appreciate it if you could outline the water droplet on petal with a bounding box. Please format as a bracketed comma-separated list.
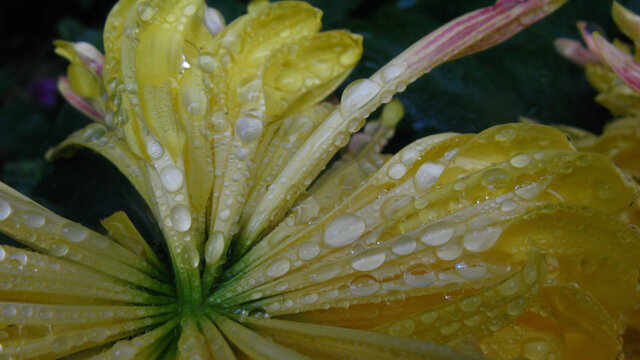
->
[497, 275, 523, 296]
[0, 200, 11, 221]
[170, 205, 192, 232]
[391, 236, 416, 256]
[463, 226, 502, 252]
[23, 212, 45, 228]
[523, 339, 550, 360]
[515, 182, 543, 200]
[340, 79, 381, 114]
[500, 199, 518, 212]
[298, 242, 320, 260]
[349, 274, 380, 296]
[459, 296, 481, 311]
[382, 64, 405, 82]
[266, 258, 291, 278]
[510, 154, 530, 168]
[414, 162, 445, 191]
[387, 163, 407, 180]
[146, 138, 164, 159]
[419, 221, 454, 246]
[50, 242, 69, 257]
[160, 165, 184, 192]
[61, 223, 88, 243]
[301, 293, 319, 305]
[183, 3, 197, 16]
[404, 266, 436, 288]
[351, 249, 386, 271]
[235, 115, 263, 143]
[389, 319, 415, 337]
[309, 264, 342, 283]
[204, 232, 225, 263]
[324, 214, 365, 248]
[436, 241, 463, 260]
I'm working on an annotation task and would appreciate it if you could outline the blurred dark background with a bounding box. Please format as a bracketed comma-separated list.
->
[0, 0, 638, 245]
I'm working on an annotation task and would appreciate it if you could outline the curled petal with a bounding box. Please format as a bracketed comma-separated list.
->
[593, 32, 640, 92]
[554, 38, 600, 66]
[57, 77, 105, 122]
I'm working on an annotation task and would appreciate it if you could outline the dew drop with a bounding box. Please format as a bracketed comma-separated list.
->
[340, 79, 381, 114]
[52, 335, 72, 353]
[403, 266, 436, 288]
[414, 162, 445, 191]
[2, 305, 17, 317]
[349, 274, 380, 297]
[515, 182, 543, 200]
[137, 3, 153, 21]
[351, 249, 386, 271]
[11, 251, 28, 266]
[111, 341, 136, 360]
[197, 53, 218, 73]
[90, 327, 109, 342]
[440, 322, 461, 336]
[497, 275, 523, 296]
[266, 258, 291, 278]
[235, 115, 263, 143]
[389, 319, 415, 337]
[309, 264, 342, 283]
[421, 311, 438, 324]
[301, 293, 319, 305]
[462, 225, 502, 252]
[495, 128, 516, 142]
[500, 199, 518, 212]
[61, 223, 88, 243]
[323, 214, 366, 248]
[170, 205, 192, 232]
[457, 265, 487, 279]
[160, 166, 184, 192]
[146, 138, 164, 159]
[387, 163, 407, 180]
[0, 200, 11, 221]
[205, 232, 225, 263]
[419, 221, 454, 246]
[39, 308, 53, 319]
[459, 296, 481, 312]
[266, 302, 281, 312]
[23, 212, 45, 228]
[50, 242, 69, 257]
[391, 236, 416, 256]
[400, 149, 419, 165]
[20, 306, 33, 317]
[523, 339, 550, 360]
[183, 3, 197, 16]
[298, 242, 320, 260]
[509, 154, 530, 168]
[382, 64, 405, 82]
[506, 298, 527, 316]
[184, 244, 200, 268]
[436, 241, 463, 261]
[481, 168, 509, 189]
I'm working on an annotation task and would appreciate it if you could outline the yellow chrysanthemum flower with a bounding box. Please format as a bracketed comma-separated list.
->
[2, 0, 640, 359]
